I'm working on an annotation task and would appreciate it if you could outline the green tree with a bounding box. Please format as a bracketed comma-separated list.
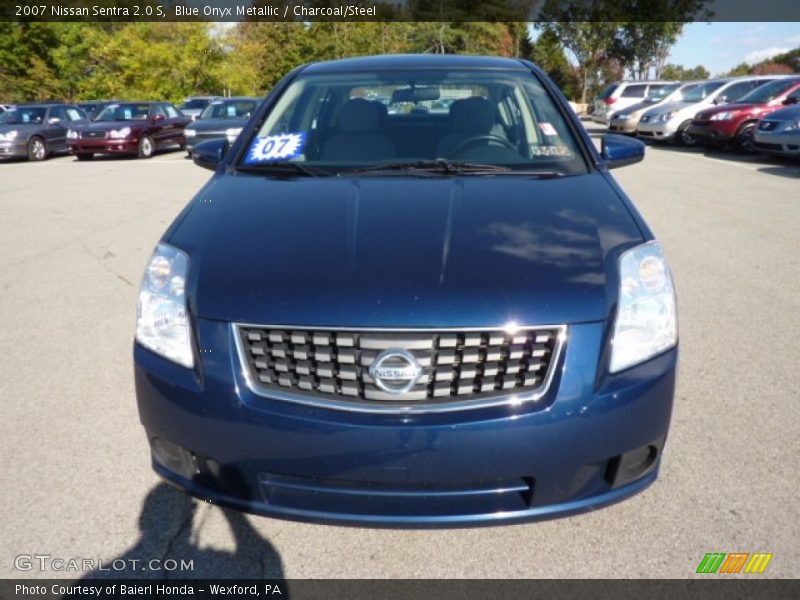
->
[660, 63, 710, 80]
[528, 30, 579, 99]
[726, 62, 751, 77]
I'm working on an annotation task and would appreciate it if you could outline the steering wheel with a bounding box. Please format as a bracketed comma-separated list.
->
[450, 134, 517, 156]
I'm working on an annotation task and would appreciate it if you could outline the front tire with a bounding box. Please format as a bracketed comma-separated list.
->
[27, 136, 47, 161]
[137, 135, 154, 159]
[675, 121, 696, 147]
[735, 122, 756, 154]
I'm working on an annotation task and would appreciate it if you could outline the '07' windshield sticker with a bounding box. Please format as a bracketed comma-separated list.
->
[245, 133, 306, 164]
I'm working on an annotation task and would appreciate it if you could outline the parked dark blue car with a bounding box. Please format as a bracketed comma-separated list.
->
[134, 55, 677, 526]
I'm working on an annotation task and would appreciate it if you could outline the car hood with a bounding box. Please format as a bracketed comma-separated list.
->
[697, 102, 767, 118]
[760, 104, 800, 121]
[189, 118, 246, 132]
[84, 120, 142, 131]
[168, 173, 644, 327]
[643, 101, 696, 117]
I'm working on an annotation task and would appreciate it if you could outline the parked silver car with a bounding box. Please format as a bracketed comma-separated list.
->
[608, 82, 700, 134]
[592, 80, 676, 125]
[0, 103, 89, 161]
[636, 76, 781, 146]
[178, 96, 221, 120]
[753, 98, 800, 159]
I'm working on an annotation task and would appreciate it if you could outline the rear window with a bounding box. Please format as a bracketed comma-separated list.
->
[600, 83, 620, 99]
[682, 81, 725, 103]
[621, 84, 648, 98]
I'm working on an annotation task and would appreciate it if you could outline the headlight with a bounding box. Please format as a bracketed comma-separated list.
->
[0, 130, 18, 141]
[225, 127, 243, 142]
[655, 112, 674, 123]
[109, 127, 131, 139]
[615, 114, 631, 121]
[136, 243, 194, 368]
[67, 129, 78, 139]
[710, 111, 736, 121]
[184, 128, 196, 138]
[609, 241, 677, 373]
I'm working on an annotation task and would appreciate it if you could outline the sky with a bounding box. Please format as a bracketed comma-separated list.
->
[669, 22, 800, 75]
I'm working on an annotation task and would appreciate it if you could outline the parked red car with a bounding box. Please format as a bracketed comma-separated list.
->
[68, 101, 191, 160]
[689, 77, 800, 152]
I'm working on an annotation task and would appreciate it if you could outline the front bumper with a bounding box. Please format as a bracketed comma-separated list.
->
[609, 119, 638, 134]
[635, 121, 678, 141]
[135, 319, 676, 527]
[185, 132, 224, 153]
[0, 140, 29, 159]
[753, 130, 800, 157]
[687, 121, 735, 144]
[70, 138, 139, 155]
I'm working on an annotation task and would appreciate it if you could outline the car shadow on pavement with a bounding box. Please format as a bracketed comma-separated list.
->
[79, 482, 285, 580]
[758, 165, 800, 178]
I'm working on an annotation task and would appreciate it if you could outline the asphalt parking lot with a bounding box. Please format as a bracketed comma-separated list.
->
[1, 125, 798, 579]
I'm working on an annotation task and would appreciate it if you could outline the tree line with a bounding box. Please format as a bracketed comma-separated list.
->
[1, 18, 716, 106]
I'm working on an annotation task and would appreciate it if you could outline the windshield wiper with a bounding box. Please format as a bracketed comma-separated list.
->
[236, 163, 333, 178]
[347, 160, 565, 178]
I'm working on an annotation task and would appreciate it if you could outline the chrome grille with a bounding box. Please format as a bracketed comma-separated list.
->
[234, 324, 565, 413]
[81, 130, 107, 139]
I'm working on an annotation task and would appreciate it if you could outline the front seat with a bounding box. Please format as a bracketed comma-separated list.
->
[436, 97, 499, 158]
[320, 99, 396, 162]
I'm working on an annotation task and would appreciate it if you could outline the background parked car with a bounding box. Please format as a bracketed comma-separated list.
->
[0, 104, 12, 115]
[178, 96, 221, 120]
[0, 103, 88, 161]
[592, 80, 676, 125]
[183, 96, 259, 156]
[688, 76, 800, 152]
[753, 95, 800, 159]
[636, 76, 781, 146]
[68, 101, 190, 160]
[608, 82, 700, 134]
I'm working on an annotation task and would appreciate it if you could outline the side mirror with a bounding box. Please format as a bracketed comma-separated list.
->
[48, 117, 61, 125]
[193, 138, 228, 171]
[601, 134, 645, 170]
[713, 95, 728, 105]
[152, 114, 165, 123]
[782, 96, 799, 106]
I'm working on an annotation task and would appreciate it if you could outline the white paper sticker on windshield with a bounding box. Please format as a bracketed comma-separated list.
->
[245, 133, 306, 163]
[226, 105, 237, 117]
[539, 122, 558, 136]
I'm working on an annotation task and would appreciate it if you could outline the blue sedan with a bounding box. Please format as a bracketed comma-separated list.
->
[134, 55, 677, 526]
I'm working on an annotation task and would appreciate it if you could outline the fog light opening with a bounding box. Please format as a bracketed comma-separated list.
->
[150, 437, 197, 480]
[605, 443, 660, 488]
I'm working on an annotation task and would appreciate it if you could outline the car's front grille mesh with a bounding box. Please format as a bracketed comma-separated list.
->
[235, 325, 564, 410]
[81, 130, 107, 139]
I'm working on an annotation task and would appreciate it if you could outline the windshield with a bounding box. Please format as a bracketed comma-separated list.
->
[240, 69, 588, 175]
[682, 81, 725, 103]
[181, 99, 212, 110]
[646, 84, 680, 102]
[736, 79, 800, 104]
[200, 99, 257, 120]
[94, 103, 151, 122]
[0, 107, 46, 125]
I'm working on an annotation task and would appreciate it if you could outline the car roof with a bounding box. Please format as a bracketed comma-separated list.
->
[13, 102, 72, 107]
[210, 96, 260, 102]
[301, 54, 528, 73]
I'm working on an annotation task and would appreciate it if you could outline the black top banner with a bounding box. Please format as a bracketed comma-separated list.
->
[1, 0, 800, 22]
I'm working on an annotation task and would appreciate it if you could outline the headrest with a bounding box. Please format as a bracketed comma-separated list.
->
[337, 98, 387, 133]
[448, 97, 495, 133]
